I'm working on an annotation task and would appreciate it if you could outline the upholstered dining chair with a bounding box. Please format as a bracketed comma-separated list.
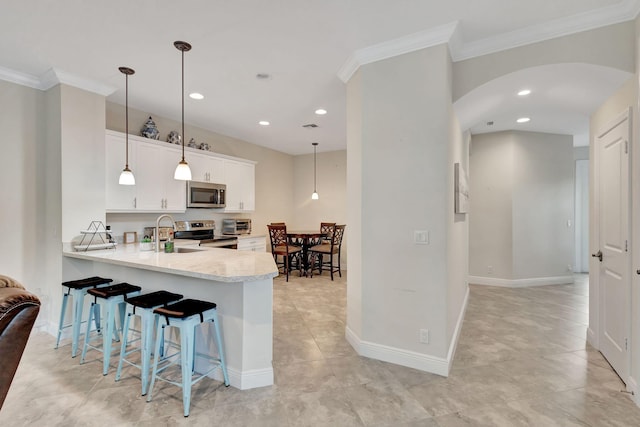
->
[309, 224, 345, 280]
[267, 224, 303, 281]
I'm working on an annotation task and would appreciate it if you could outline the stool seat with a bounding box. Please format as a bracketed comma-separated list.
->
[88, 283, 142, 299]
[125, 290, 183, 309]
[81, 282, 141, 375]
[56, 276, 113, 357]
[62, 276, 113, 289]
[154, 299, 216, 319]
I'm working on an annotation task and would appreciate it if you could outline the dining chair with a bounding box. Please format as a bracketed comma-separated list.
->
[320, 222, 336, 245]
[267, 224, 302, 281]
[309, 224, 345, 280]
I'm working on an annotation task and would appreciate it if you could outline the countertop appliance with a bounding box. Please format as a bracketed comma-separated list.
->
[174, 220, 237, 249]
[222, 218, 251, 235]
[187, 181, 226, 208]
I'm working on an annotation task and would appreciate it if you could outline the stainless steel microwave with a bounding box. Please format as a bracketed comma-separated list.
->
[187, 181, 226, 208]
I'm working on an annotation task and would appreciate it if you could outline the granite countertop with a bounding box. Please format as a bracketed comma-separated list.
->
[63, 243, 278, 283]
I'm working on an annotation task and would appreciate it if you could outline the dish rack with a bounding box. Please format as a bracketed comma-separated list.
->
[74, 221, 117, 251]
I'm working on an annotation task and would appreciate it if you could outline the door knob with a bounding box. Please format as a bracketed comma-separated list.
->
[592, 250, 603, 262]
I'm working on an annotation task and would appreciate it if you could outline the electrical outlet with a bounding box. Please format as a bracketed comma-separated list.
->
[487, 265, 493, 274]
[419, 329, 429, 344]
[567, 264, 573, 272]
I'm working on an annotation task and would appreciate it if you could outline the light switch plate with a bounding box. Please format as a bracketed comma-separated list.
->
[414, 230, 429, 245]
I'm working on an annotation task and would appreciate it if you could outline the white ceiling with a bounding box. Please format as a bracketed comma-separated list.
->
[0, 0, 637, 154]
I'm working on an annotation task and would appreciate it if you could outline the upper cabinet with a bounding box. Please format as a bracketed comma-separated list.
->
[224, 159, 255, 212]
[106, 131, 187, 213]
[105, 130, 255, 213]
[189, 151, 225, 184]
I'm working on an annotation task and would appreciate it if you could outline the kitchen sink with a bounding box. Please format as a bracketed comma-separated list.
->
[171, 247, 204, 253]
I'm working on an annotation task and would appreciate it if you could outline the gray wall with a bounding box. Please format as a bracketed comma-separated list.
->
[469, 131, 574, 284]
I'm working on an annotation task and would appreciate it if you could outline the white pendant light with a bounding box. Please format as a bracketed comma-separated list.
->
[311, 142, 319, 200]
[174, 41, 192, 181]
[118, 66, 136, 185]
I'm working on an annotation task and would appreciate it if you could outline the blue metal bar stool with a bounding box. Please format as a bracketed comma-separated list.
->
[115, 290, 183, 395]
[55, 276, 113, 357]
[146, 299, 230, 417]
[80, 283, 141, 375]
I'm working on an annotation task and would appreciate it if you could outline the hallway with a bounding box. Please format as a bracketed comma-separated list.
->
[1, 274, 639, 425]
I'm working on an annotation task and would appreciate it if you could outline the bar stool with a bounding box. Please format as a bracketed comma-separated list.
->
[80, 283, 142, 375]
[115, 290, 184, 395]
[146, 299, 230, 417]
[56, 276, 113, 357]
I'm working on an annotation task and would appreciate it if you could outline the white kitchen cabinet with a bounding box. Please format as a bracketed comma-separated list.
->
[188, 151, 225, 183]
[237, 236, 266, 252]
[105, 130, 186, 213]
[105, 132, 137, 210]
[224, 159, 255, 212]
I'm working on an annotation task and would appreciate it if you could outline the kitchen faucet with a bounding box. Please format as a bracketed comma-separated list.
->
[155, 214, 176, 252]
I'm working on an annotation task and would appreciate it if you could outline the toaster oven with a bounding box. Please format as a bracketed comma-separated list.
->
[222, 218, 251, 235]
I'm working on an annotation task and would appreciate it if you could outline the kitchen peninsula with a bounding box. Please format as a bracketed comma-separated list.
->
[63, 243, 278, 390]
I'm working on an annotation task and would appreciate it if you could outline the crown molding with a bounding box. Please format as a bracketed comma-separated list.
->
[0, 65, 41, 89]
[337, 21, 459, 83]
[338, 0, 640, 81]
[452, 0, 640, 61]
[0, 66, 116, 96]
[39, 68, 116, 96]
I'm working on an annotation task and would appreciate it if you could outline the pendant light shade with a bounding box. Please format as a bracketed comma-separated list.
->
[174, 40, 192, 181]
[311, 142, 319, 200]
[118, 66, 135, 185]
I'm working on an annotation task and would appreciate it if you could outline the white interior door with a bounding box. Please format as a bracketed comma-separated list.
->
[596, 109, 631, 382]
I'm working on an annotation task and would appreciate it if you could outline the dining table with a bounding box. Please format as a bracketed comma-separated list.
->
[286, 231, 325, 276]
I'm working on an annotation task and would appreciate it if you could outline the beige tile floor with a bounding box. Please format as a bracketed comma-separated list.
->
[2, 273, 640, 426]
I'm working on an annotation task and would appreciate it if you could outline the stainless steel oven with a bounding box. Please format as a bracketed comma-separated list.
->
[186, 181, 226, 208]
[174, 220, 237, 249]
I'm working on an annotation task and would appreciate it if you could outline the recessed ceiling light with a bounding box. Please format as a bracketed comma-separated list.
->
[259, 121, 270, 126]
[189, 92, 204, 100]
[315, 109, 327, 115]
[517, 117, 530, 123]
[517, 89, 531, 96]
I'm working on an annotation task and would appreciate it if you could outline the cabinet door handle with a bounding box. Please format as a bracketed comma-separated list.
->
[133, 197, 137, 208]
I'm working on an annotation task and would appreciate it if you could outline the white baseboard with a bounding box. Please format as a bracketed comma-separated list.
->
[446, 286, 470, 374]
[345, 327, 449, 377]
[468, 275, 574, 288]
[586, 327, 598, 348]
[627, 377, 639, 407]
[208, 366, 274, 390]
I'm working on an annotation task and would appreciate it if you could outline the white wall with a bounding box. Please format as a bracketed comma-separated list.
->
[347, 43, 468, 374]
[0, 80, 48, 323]
[453, 21, 636, 101]
[469, 131, 574, 285]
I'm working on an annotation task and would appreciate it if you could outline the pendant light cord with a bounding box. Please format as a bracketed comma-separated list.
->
[181, 48, 185, 162]
[314, 145, 317, 192]
[125, 72, 129, 168]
